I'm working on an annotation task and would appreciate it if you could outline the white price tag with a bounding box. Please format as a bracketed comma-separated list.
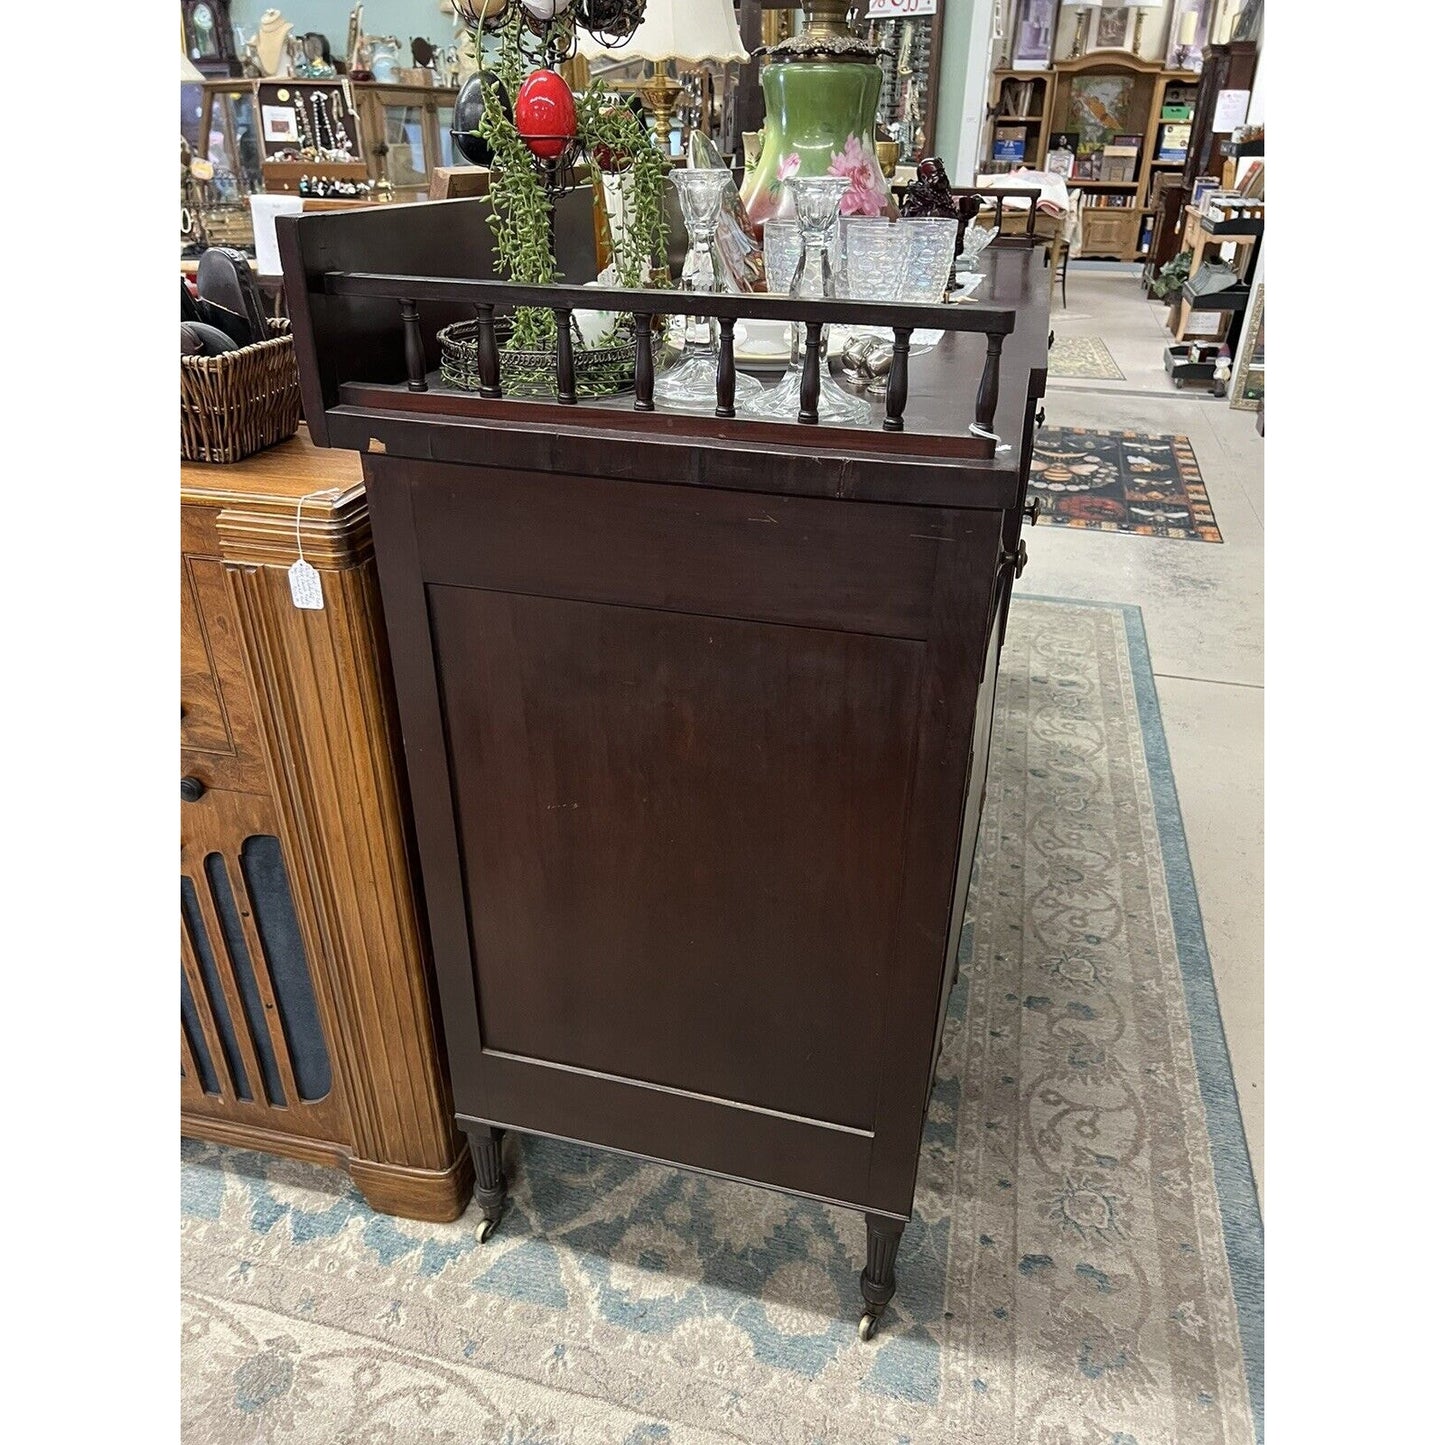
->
[288, 558, 324, 610]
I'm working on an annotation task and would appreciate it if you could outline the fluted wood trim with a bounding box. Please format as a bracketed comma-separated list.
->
[224, 549, 460, 1174]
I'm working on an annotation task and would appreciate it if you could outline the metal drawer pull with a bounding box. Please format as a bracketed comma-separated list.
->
[181, 776, 207, 804]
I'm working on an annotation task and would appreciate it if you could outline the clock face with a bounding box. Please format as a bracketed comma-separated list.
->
[191, 5, 217, 58]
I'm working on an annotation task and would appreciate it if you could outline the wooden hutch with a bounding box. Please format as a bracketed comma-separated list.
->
[985, 51, 1200, 264]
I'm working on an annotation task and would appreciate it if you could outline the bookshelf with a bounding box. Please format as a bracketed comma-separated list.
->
[1036, 55, 1199, 262]
[982, 70, 1058, 173]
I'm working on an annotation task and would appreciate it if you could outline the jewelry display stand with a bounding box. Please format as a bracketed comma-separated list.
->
[250, 8, 295, 78]
[257, 78, 371, 196]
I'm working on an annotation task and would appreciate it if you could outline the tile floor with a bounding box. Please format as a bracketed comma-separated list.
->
[1028, 265, 1264, 1201]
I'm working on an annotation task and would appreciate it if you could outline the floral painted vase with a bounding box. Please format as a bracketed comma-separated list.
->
[740, 59, 890, 233]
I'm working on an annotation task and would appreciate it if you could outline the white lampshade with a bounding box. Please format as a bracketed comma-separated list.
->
[1066, 1, 1104, 9]
[1122, 0, 1166, 8]
[575, 1, 749, 64]
[181, 51, 206, 84]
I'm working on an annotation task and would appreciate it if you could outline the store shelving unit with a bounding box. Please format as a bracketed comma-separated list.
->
[1168, 201, 1264, 388]
[1038, 55, 1199, 262]
[982, 69, 1059, 173]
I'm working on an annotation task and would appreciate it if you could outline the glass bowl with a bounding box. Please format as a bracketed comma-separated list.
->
[958, 221, 1000, 270]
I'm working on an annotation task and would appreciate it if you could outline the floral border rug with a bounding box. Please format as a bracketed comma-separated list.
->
[1048, 336, 1127, 382]
[181, 597, 1263, 1445]
[1030, 428, 1222, 542]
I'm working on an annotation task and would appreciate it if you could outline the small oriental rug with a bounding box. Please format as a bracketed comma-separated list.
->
[1030, 427, 1222, 542]
[1047, 335, 1127, 381]
[181, 598, 1261, 1445]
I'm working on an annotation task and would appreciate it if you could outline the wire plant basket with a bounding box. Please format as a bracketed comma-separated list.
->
[438, 315, 662, 400]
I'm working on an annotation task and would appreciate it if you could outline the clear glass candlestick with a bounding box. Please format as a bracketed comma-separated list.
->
[656, 168, 762, 410]
[743, 175, 871, 427]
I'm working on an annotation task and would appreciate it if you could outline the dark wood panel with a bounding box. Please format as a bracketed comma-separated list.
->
[411, 462, 948, 641]
[464, 1057, 880, 1217]
[431, 587, 926, 1130]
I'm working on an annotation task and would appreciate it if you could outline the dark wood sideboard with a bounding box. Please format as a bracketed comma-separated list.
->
[280, 200, 1051, 1337]
[181, 435, 470, 1219]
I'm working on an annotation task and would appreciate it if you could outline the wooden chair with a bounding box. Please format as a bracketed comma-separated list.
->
[1047, 240, 1070, 309]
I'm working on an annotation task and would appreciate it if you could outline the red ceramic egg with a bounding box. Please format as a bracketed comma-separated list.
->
[515, 69, 576, 160]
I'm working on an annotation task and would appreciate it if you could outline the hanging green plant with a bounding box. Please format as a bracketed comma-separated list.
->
[464, 3, 670, 367]
[577, 91, 669, 294]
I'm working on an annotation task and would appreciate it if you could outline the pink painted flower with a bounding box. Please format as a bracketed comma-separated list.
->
[777, 152, 801, 182]
[828, 134, 886, 217]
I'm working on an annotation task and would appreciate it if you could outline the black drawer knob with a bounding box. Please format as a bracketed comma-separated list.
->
[1023, 499, 1041, 527]
[181, 776, 206, 804]
[1036, 406, 1045, 427]
[1002, 540, 1029, 579]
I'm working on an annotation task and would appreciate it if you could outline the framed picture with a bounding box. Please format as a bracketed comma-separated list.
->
[1166, 0, 1215, 71]
[1229, 281, 1263, 411]
[1093, 6, 1131, 50]
[1011, 0, 1060, 71]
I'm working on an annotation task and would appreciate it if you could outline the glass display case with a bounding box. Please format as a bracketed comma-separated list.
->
[352, 84, 460, 201]
[197, 80, 265, 198]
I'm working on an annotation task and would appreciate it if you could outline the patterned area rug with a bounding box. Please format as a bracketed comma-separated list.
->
[1047, 336, 1126, 381]
[1030, 428, 1222, 542]
[180, 598, 1262, 1445]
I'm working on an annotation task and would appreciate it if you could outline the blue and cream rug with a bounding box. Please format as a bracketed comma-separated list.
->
[181, 597, 1263, 1444]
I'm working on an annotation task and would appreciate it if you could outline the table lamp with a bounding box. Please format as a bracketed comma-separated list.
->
[575, 0, 748, 156]
[1123, 0, 1166, 58]
[1065, 0, 1103, 60]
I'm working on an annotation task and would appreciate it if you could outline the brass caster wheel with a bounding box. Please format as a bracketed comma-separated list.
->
[475, 1216, 500, 1245]
[858, 1312, 879, 1342]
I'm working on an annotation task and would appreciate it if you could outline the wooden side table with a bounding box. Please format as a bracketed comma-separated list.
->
[181, 430, 469, 1220]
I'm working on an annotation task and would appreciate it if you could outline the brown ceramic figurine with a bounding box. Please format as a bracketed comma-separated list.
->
[899, 156, 979, 252]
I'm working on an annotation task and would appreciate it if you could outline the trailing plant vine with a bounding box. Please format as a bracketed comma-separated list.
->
[464, 5, 670, 361]
[576, 92, 669, 294]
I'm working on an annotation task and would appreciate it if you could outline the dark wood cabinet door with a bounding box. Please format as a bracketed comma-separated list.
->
[369, 456, 1003, 1219]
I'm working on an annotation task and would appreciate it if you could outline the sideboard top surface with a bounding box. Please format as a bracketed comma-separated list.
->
[182, 427, 363, 515]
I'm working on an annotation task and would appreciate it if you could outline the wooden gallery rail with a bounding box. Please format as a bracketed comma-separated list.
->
[322, 273, 1017, 439]
[280, 202, 1052, 1342]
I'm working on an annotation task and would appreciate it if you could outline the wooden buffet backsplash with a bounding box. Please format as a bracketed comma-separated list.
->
[180, 429, 470, 1221]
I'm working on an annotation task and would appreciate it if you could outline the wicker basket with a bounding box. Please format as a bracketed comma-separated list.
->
[181, 319, 302, 464]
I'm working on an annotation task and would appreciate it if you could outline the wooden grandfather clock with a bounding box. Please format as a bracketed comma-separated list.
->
[183, 2, 243, 78]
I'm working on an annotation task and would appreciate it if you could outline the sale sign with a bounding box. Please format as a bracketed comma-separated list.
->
[866, 0, 938, 16]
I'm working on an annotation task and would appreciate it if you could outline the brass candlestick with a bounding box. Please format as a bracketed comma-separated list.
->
[638, 60, 683, 154]
[1133, 10, 1146, 55]
[1072, 11, 1089, 58]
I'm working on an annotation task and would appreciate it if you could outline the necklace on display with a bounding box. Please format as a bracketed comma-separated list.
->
[331, 92, 352, 154]
[312, 92, 334, 153]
